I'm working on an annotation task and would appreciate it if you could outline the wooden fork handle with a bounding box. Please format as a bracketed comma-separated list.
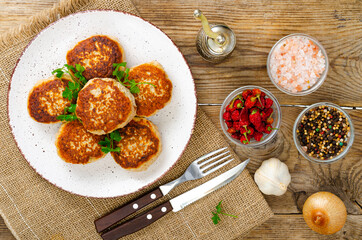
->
[101, 201, 173, 240]
[94, 188, 163, 232]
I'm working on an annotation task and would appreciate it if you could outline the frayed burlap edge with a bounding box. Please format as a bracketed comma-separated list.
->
[0, 208, 21, 240]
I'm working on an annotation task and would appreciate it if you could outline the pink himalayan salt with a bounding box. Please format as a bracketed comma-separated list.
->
[270, 36, 325, 93]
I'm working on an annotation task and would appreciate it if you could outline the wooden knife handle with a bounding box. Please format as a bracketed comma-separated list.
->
[101, 201, 173, 240]
[94, 188, 164, 232]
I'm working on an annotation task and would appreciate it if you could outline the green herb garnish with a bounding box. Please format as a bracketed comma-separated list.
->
[52, 64, 87, 101]
[211, 201, 238, 225]
[52, 64, 87, 122]
[52, 64, 87, 86]
[112, 62, 156, 94]
[98, 130, 122, 154]
[56, 103, 78, 122]
[63, 81, 80, 101]
[56, 114, 78, 122]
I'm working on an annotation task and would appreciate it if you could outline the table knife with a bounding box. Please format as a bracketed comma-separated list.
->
[95, 147, 232, 233]
[101, 159, 249, 240]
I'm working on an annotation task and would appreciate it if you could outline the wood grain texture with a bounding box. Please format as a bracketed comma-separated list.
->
[0, 217, 15, 240]
[242, 215, 362, 240]
[133, 0, 362, 106]
[0, 0, 59, 34]
[201, 106, 362, 215]
[0, 0, 361, 239]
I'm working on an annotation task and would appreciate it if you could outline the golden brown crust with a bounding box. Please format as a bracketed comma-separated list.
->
[128, 61, 173, 117]
[75, 78, 136, 135]
[111, 117, 161, 171]
[55, 121, 106, 164]
[27, 75, 72, 123]
[66, 35, 124, 80]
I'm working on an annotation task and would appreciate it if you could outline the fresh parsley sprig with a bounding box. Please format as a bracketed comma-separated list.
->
[211, 201, 238, 225]
[112, 62, 156, 94]
[52, 64, 87, 86]
[52, 64, 87, 122]
[63, 81, 80, 101]
[112, 62, 127, 79]
[98, 130, 122, 154]
[56, 103, 78, 122]
[52, 64, 87, 101]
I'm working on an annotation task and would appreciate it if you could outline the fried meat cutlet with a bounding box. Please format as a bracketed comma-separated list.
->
[128, 61, 172, 117]
[111, 117, 161, 171]
[55, 121, 106, 164]
[28, 75, 72, 123]
[75, 78, 136, 135]
[66, 35, 124, 80]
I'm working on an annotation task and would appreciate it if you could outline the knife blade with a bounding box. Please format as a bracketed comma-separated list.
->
[101, 159, 249, 240]
[170, 158, 249, 212]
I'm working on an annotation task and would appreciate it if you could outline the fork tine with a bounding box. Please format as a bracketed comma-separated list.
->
[203, 158, 234, 175]
[199, 151, 230, 168]
[196, 147, 228, 164]
[200, 154, 232, 170]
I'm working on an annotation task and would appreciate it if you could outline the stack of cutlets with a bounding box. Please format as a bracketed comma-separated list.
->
[28, 35, 172, 171]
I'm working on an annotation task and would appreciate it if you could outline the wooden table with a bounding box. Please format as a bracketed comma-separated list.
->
[0, 0, 361, 239]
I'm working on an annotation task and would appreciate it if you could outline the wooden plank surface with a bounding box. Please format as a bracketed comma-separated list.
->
[202, 106, 362, 214]
[0, 0, 361, 239]
[242, 215, 362, 240]
[133, 0, 362, 107]
[0, 217, 15, 240]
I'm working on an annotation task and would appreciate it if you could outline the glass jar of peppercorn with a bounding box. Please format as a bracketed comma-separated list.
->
[293, 102, 354, 164]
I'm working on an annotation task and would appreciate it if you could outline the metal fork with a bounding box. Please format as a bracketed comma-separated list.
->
[94, 147, 234, 233]
[159, 147, 233, 195]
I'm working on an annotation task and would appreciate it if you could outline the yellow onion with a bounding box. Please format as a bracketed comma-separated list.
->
[303, 192, 347, 235]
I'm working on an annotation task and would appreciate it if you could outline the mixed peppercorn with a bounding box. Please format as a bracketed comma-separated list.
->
[297, 105, 350, 160]
[222, 88, 276, 144]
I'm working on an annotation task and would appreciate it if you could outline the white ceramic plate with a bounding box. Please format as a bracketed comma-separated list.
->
[8, 11, 197, 198]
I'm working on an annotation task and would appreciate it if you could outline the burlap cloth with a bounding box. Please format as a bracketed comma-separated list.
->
[0, 0, 273, 239]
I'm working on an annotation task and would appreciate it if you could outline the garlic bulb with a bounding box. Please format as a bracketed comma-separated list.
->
[254, 158, 291, 196]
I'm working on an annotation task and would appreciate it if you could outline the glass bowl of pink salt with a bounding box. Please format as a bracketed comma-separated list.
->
[267, 33, 328, 96]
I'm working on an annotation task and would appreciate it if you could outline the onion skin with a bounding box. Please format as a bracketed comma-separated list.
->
[303, 192, 347, 235]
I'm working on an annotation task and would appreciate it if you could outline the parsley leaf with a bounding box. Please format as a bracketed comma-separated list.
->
[51, 63, 87, 102]
[99, 138, 111, 148]
[123, 68, 130, 82]
[52, 68, 64, 78]
[75, 64, 85, 73]
[129, 80, 140, 94]
[211, 201, 238, 225]
[62, 87, 73, 101]
[69, 81, 80, 91]
[61, 81, 80, 101]
[56, 114, 78, 122]
[100, 147, 121, 154]
[51, 64, 85, 123]
[56, 104, 78, 122]
[216, 201, 222, 213]
[65, 103, 77, 113]
[112, 62, 127, 82]
[100, 147, 111, 154]
[110, 131, 122, 142]
[112, 62, 156, 94]
[64, 64, 76, 73]
[212, 212, 221, 225]
[99, 130, 122, 153]
[74, 64, 87, 85]
[113, 62, 127, 68]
